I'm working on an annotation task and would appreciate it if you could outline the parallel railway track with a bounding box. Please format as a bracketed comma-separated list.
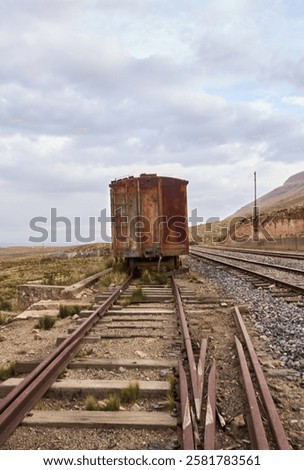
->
[203, 246, 304, 261]
[190, 246, 304, 297]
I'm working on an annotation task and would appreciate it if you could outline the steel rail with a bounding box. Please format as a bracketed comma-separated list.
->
[233, 306, 290, 450]
[235, 336, 269, 450]
[178, 359, 195, 450]
[190, 249, 304, 295]
[196, 338, 208, 421]
[195, 246, 304, 261]
[191, 247, 304, 276]
[204, 360, 216, 450]
[172, 277, 207, 420]
[0, 275, 132, 447]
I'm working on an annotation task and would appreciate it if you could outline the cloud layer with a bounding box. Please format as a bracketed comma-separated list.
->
[1, 0, 304, 243]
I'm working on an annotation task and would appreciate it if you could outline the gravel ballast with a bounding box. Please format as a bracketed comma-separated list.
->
[191, 257, 304, 382]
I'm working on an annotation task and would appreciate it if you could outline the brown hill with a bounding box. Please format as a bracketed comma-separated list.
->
[191, 171, 304, 244]
[228, 171, 304, 219]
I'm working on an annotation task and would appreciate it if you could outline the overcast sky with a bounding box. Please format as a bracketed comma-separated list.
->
[1, 0, 304, 244]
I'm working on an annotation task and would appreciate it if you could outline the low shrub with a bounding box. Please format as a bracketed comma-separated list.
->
[0, 313, 13, 325]
[35, 315, 56, 330]
[0, 362, 15, 381]
[85, 395, 101, 411]
[119, 382, 141, 404]
[101, 394, 121, 411]
[59, 305, 82, 318]
[0, 298, 12, 311]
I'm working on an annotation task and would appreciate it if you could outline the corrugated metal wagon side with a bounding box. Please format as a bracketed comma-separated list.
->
[109, 174, 189, 271]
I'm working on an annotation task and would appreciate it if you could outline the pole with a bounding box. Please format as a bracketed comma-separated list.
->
[253, 171, 259, 240]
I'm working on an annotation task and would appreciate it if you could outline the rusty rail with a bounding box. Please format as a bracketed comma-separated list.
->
[195, 338, 208, 420]
[172, 277, 208, 421]
[173, 276, 290, 450]
[178, 359, 194, 450]
[0, 275, 132, 447]
[204, 360, 216, 450]
[235, 336, 269, 450]
[190, 248, 304, 296]
[233, 306, 290, 450]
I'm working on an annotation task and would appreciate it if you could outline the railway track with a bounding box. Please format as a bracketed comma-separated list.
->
[201, 246, 304, 261]
[191, 247, 304, 274]
[173, 276, 290, 450]
[190, 246, 304, 298]
[0, 269, 291, 450]
[0, 276, 179, 450]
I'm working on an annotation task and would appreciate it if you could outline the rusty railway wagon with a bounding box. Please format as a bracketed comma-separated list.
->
[109, 174, 189, 271]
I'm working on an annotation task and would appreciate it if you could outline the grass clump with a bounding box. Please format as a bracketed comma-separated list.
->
[84, 383, 140, 413]
[112, 257, 126, 273]
[101, 394, 121, 411]
[139, 270, 168, 286]
[59, 304, 82, 318]
[98, 271, 128, 289]
[98, 273, 113, 288]
[103, 256, 116, 269]
[152, 272, 168, 285]
[140, 269, 152, 284]
[35, 400, 49, 411]
[119, 382, 141, 404]
[34, 315, 56, 330]
[0, 313, 13, 325]
[43, 272, 57, 285]
[130, 287, 146, 303]
[119, 287, 147, 307]
[76, 348, 88, 358]
[85, 394, 121, 412]
[189, 273, 199, 282]
[85, 395, 102, 411]
[0, 297, 12, 311]
[166, 391, 175, 412]
[0, 362, 15, 381]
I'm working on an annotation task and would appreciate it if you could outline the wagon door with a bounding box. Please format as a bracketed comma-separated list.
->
[111, 178, 138, 256]
[161, 178, 189, 256]
[137, 175, 160, 258]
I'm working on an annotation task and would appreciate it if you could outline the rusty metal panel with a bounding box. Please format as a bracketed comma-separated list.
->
[160, 177, 188, 256]
[110, 174, 188, 259]
[138, 175, 159, 257]
[110, 177, 139, 257]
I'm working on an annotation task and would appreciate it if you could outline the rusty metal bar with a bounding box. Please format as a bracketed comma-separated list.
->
[233, 306, 290, 450]
[0, 275, 133, 446]
[172, 278, 198, 399]
[178, 359, 194, 450]
[235, 336, 269, 449]
[172, 277, 208, 422]
[195, 338, 208, 421]
[204, 359, 216, 450]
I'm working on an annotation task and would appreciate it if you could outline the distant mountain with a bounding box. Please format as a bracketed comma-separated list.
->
[227, 171, 304, 219]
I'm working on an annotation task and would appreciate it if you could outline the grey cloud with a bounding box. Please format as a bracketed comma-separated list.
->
[263, 57, 304, 90]
[1, 0, 304, 243]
